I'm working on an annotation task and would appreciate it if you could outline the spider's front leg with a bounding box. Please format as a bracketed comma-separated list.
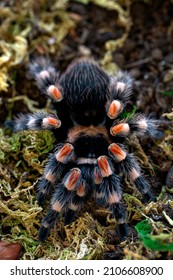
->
[94, 156, 128, 241]
[13, 111, 61, 132]
[108, 143, 156, 202]
[105, 71, 133, 119]
[29, 57, 63, 103]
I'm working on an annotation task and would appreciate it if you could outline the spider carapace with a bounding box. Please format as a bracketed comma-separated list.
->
[13, 58, 159, 242]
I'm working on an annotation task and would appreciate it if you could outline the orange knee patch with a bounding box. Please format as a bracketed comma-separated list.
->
[56, 143, 74, 163]
[64, 168, 81, 190]
[97, 156, 113, 177]
[110, 123, 129, 136]
[108, 143, 126, 161]
[47, 85, 63, 102]
[107, 100, 121, 119]
[42, 116, 61, 129]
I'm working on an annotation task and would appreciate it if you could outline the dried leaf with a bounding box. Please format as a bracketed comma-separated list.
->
[0, 241, 22, 260]
[0, 36, 27, 91]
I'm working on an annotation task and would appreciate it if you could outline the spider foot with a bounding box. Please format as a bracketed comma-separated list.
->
[142, 191, 156, 203]
[64, 209, 76, 225]
[38, 210, 59, 242]
[116, 223, 129, 242]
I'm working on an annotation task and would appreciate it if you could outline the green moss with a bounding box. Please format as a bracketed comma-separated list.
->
[135, 219, 173, 251]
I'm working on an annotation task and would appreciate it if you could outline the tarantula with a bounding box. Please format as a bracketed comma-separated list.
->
[12, 57, 159, 242]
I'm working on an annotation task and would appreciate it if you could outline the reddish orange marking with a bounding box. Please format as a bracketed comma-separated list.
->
[77, 181, 86, 197]
[46, 117, 60, 127]
[65, 169, 81, 190]
[108, 102, 118, 117]
[56, 144, 73, 162]
[111, 123, 129, 135]
[109, 143, 126, 160]
[97, 156, 112, 177]
[108, 100, 121, 118]
[48, 85, 62, 101]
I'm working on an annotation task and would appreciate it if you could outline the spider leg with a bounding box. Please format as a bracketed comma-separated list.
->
[38, 170, 88, 242]
[29, 57, 63, 102]
[106, 71, 133, 119]
[64, 209, 76, 225]
[64, 179, 89, 225]
[108, 143, 156, 202]
[12, 111, 61, 132]
[95, 155, 128, 241]
[37, 143, 74, 205]
[110, 113, 159, 138]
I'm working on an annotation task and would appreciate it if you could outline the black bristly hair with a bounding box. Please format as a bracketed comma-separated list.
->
[59, 59, 110, 126]
[11, 57, 161, 243]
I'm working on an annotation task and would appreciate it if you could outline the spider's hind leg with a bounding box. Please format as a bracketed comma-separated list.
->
[95, 156, 128, 241]
[39, 169, 88, 242]
[37, 143, 74, 206]
[108, 143, 156, 202]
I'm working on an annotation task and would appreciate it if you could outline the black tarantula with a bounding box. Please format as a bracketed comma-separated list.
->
[12, 58, 159, 242]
